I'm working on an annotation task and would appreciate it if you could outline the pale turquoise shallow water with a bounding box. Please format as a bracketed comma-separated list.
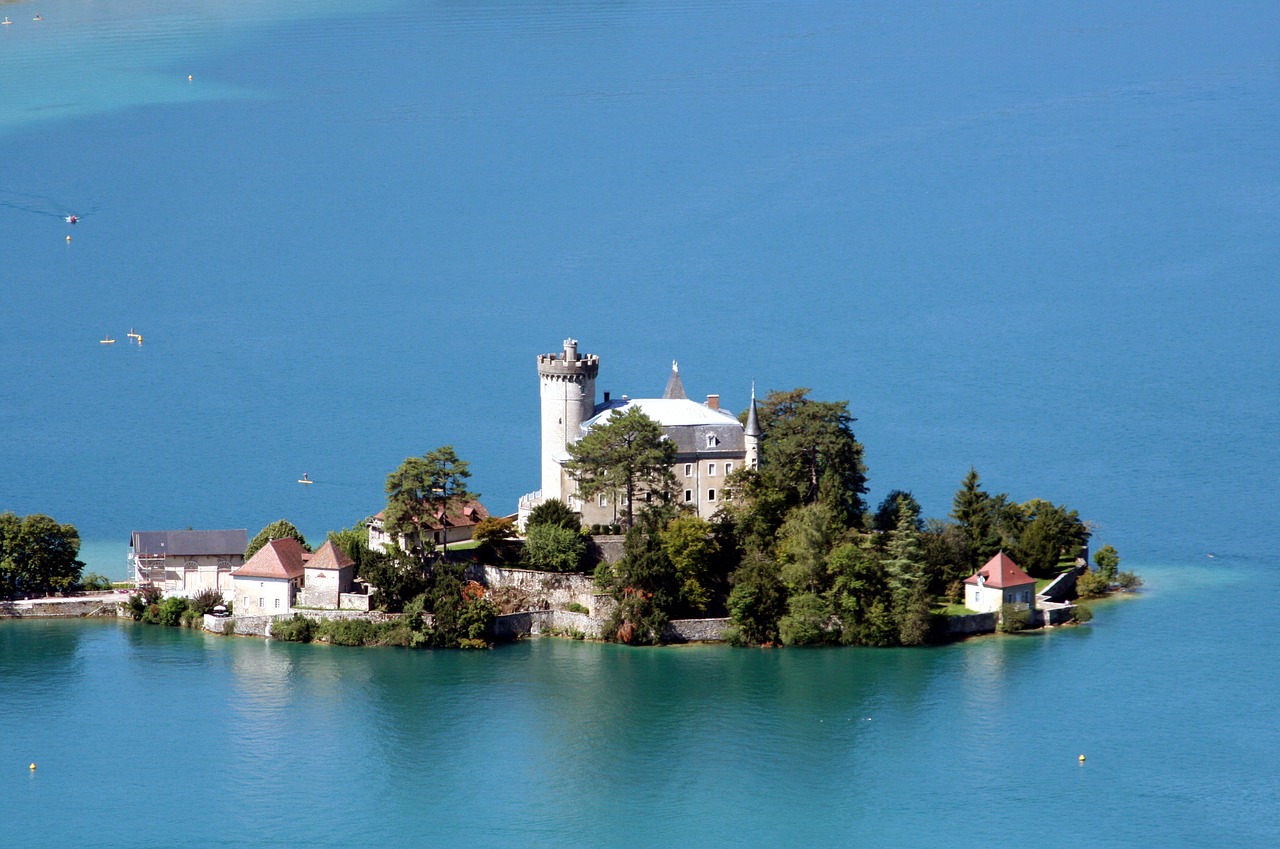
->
[1, 1, 1278, 844]
[3, 562, 1278, 848]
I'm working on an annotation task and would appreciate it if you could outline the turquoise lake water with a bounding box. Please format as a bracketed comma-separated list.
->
[1, 1, 1278, 844]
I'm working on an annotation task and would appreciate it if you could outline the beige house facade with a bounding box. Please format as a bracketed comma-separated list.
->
[129, 529, 247, 593]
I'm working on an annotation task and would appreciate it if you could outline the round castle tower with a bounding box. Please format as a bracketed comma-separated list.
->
[537, 338, 599, 503]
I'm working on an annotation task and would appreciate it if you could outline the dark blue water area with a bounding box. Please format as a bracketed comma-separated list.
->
[0, 0, 1277, 573]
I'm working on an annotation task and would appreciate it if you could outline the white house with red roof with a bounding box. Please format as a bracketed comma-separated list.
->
[963, 551, 1038, 614]
[230, 538, 308, 615]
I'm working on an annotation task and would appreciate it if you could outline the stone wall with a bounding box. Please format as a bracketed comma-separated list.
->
[945, 612, 996, 636]
[589, 536, 626, 565]
[493, 611, 729, 643]
[467, 565, 607, 615]
[662, 618, 730, 643]
[339, 592, 371, 611]
[203, 609, 401, 637]
[0, 596, 127, 618]
[1038, 564, 1087, 603]
[493, 610, 606, 640]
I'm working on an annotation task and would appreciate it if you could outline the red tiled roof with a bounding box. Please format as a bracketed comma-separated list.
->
[306, 540, 354, 572]
[963, 551, 1036, 588]
[371, 500, 490, 531]
[231, 538, 307, 580]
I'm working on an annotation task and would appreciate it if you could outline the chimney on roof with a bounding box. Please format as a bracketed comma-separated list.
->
[563, 338, 578, 361]
[706, 394, 720, 410]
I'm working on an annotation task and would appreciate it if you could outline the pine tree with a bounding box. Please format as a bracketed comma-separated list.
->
[950, 468, 1000, 570]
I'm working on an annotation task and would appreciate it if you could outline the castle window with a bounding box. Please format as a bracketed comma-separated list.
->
[684, 463, 692, 476]
[708, 489, 716, 501]
[275, 599, 280, 609]
[725, 462, 733, 475]
[684, 490, 693, 503]
[598, 494, 608, 507]
[708, 463, 717, 476]
[706, 434, 720, 448]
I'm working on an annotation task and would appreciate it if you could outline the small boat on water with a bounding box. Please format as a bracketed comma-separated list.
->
[100, 336, 115, 344]
[298, 473, 314, 485]
[2, 18, 12, 25]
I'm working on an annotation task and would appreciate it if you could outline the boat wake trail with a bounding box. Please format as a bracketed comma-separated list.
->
[0, 188, 99, 221]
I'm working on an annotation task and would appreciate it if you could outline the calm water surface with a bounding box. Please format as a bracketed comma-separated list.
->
[1, 1, 1278, 845]
[3, 561, 1277, 848]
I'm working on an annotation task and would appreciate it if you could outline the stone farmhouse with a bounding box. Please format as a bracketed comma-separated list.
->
[129, 529, 247, 593]
[964, 551, 1038, 614]
[518, 338, 760, 527]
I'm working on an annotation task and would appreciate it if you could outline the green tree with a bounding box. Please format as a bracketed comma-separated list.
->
[327, 521, 374, 574]
[950, 468, 1000, 570]
[828, 539, 891, 644]
[565, 407, 677, 529]
[1075, 568, 1109, 599]
[0, 512, 84, 599]
[525, 498, 582, 532]
[1011, 499, 1088, 578]
[918, 518, 970, 593]
[1093, 545, 1120, 582]
[779, 591, 836, 646]
[756, 389, 868, 528]
[246, 519, 309, 560]
[659, 514, 720, 614]
[602, 514, 681, 644]
[884, 496, 930, 645]
[522, 523, 587, 572]
[473, 516, 516, 543]
[725, 550, 787, 646]
[777, 504, 837, 595]
[384, 446, 474, 558]
[359, 546, 427, 612]
[873, 490, 923, 534]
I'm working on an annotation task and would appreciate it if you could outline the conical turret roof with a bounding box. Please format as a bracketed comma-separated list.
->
[663, 360, 687, 399]
[744, 383, 761, 437]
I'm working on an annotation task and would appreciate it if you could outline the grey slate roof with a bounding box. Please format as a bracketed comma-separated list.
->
[131, 529, 248, 558]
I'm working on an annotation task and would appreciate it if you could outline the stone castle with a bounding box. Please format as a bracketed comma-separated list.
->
[518, 338, 760, 527]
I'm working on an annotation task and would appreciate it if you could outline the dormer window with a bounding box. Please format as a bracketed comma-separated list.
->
[705, 434, 720, 448]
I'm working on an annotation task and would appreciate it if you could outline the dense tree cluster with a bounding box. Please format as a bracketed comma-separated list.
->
[575, 389, 1113, 646]
[0, 512, 84, 600]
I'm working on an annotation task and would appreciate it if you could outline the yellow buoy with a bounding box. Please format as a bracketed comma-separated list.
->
[188, 75, 193, 81]
[1078, 754, 1086, 762]
[65, 235, 71, 242]
[29, 763, 36, 771]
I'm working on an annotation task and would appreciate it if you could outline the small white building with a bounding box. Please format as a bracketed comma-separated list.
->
[963, 551, 1038, 614]
[230, 538, 307, 615]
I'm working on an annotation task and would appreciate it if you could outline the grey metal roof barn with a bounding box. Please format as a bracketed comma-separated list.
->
[130, 529, 248, 558]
